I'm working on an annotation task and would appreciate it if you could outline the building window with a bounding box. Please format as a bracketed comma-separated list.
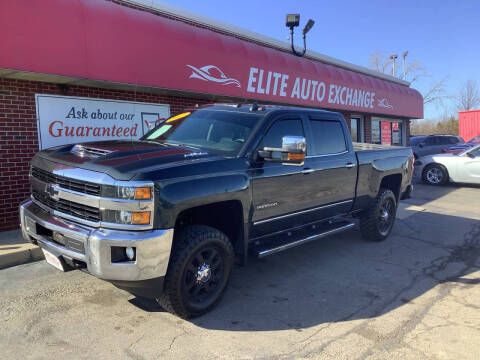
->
[350, 117, 363, 142]
[371, 120, 381, 144]
[372, 118, 404, 146]
[391, 121, 403, 145]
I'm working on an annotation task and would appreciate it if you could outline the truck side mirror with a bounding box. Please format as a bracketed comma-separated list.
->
[258, 136, 306, 165]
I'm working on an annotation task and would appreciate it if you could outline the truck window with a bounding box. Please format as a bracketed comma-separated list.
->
[309, 119, 347, 155]
[262, 119, 304, 149]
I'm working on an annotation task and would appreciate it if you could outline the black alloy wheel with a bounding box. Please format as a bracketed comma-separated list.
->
[378, 196, 395, 236]
[183, 245, 226, 309]
[157, 225, 234, 318]
[359, 188, 397, 242]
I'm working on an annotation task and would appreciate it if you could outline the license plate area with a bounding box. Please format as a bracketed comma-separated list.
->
[42, 248, 65, 271]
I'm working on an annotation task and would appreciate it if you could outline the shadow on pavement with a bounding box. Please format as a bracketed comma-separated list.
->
[126, 183, 480, 332]
[130, 210, 479, 331]
[409, 178, 480, 207]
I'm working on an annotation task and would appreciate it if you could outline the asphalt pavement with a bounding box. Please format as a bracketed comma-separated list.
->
[1, 181, 480, 359]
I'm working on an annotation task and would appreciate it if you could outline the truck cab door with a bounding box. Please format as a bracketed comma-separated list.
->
[249, 117, 311, 238]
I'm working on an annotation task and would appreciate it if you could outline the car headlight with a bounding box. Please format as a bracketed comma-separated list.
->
[103, 210, 151, 225]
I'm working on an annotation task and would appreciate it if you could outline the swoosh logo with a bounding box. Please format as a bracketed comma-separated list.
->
[377, 98, 393, 109]
[187, 65, 241, 88]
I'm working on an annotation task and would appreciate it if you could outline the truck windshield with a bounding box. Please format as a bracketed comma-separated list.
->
[141, 109, 261, 157]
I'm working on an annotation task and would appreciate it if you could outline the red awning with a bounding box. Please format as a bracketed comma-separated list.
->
[0, 0, 423, 118]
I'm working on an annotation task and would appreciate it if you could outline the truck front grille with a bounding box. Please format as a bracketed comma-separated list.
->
[31, 167, 101, 196]
[32, 189, 101, 223]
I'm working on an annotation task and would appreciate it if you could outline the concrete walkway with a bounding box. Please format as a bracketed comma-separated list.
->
[0, 229, 43, 269]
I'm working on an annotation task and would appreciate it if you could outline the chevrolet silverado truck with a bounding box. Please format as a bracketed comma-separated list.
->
[20, 104, 414, 318]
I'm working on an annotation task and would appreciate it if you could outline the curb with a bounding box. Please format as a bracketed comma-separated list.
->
[0, 243, 44, 270]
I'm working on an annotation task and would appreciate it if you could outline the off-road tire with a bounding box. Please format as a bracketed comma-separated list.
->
[156, 225, 234, 318]
[359, 188, 397, 242]
[422, 163, 448, 186]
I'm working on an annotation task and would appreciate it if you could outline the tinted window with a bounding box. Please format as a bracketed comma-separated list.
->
[262, 119, 304, 149]
[309, 119, 347, 155]
[425, 137, 437, 145]
[470, 147, 480, 157]
[438, 137, 451, 145]
[410, 136, 426, 146]
[448, 136, 459, 144]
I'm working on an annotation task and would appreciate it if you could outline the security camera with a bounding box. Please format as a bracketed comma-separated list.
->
[286, 14, 300, 29]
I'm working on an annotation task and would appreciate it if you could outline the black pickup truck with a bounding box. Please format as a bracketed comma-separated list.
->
[20, 104, 414, 318]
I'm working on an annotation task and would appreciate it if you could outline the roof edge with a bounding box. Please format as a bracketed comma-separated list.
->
[120, 0, 411, 87]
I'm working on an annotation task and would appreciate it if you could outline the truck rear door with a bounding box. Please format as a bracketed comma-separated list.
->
[301, 114, 357, 218]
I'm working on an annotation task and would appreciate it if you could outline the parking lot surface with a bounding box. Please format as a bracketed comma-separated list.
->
[1, 182, 480, 359]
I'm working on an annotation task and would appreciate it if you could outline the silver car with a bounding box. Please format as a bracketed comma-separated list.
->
[415, 144, 480, 185]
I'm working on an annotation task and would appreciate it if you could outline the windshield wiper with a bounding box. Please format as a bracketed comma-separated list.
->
[164, 142, 201, 150]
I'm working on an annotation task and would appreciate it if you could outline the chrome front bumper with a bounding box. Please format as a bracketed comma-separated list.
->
[20, 200, 174, 281]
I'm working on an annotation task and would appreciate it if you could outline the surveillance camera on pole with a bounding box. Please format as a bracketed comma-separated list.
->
[286, 14, 315, 57]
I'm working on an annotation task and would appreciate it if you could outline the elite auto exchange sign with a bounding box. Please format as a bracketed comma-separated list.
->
[35, 94, 170, 150]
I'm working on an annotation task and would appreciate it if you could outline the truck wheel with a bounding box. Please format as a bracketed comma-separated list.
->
[422, 164, 448, 186]
[359, 188, 397, 242]
[157, 225, 234, 318]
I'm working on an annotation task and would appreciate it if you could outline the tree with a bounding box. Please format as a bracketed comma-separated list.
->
[368, 51, 448, 106]
[410, 115, 459, 136]
[454, 79, 480, 111]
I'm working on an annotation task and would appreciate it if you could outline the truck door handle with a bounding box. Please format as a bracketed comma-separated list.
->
[302, 168, 315, 174]
[345, 163, 356, 168]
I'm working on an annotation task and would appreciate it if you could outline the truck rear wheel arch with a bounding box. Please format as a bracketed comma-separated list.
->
[378, 174, 402, 202]
[174, 200, 245, 263]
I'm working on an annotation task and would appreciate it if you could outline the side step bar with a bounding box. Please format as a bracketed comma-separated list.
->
[253, 221, 356, 258]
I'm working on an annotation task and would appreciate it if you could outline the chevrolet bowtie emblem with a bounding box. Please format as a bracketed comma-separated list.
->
[46, 183, 60, 201]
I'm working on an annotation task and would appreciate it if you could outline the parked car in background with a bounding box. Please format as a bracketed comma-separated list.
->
[442, 134, 480, 154]
[415, 144, 480, 185]
[410, 135, 464, 159]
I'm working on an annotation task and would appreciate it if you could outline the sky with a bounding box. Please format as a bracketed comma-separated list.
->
[153, 0, 480, 120]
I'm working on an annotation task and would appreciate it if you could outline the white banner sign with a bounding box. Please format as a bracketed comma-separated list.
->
[35, 94, 170, 149]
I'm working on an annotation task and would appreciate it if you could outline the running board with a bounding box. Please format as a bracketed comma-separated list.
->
[253, 221, 356, 258]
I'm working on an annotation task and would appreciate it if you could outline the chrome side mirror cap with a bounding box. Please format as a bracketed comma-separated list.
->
[258, 135, 306, 165]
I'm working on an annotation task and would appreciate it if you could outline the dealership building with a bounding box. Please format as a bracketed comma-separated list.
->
[0, 0, 423, 231]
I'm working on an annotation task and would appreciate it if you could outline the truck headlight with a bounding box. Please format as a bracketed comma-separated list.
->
[103, 210, 151, 225]
[117, 186, 151, 200]
[102, 185, 152, 200]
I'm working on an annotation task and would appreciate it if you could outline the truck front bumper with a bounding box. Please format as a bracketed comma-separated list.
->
[20, 200, 174, 282]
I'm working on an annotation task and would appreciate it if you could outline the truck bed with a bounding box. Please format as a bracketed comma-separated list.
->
[353, 142, 407, 151]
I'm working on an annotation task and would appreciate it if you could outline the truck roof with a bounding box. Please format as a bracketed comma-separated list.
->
[193, 103, 341, 116]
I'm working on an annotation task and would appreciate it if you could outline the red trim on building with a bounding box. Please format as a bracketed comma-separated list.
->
[0, 0, 422, 119]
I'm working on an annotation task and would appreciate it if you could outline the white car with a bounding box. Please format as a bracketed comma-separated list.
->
[415, 144, 480, 185]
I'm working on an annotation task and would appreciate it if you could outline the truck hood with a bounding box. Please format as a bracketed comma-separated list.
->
[35, 140, 223, 181]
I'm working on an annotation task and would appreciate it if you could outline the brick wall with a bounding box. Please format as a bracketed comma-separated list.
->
[0, 78, 209, 231]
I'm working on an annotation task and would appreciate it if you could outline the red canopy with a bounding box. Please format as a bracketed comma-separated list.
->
[0, 0, 423, 118]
